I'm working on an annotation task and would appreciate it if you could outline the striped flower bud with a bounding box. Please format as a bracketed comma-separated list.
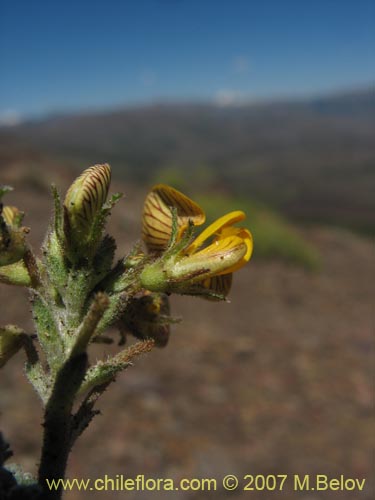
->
[64, 164, 111, 247]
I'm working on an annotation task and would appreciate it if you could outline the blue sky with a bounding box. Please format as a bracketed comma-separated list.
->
[0, 0, 374, 120]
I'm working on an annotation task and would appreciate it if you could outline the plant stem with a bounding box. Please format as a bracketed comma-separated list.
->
[38, 353, 87, 499]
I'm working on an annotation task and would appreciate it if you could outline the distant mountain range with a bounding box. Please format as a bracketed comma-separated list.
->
[1, 87, 374, 231]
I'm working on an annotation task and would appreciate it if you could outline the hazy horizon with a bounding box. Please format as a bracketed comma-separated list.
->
[1, 83, 373, 127]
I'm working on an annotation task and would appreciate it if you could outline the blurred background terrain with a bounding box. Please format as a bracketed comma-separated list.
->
[0, 0, 374, 499]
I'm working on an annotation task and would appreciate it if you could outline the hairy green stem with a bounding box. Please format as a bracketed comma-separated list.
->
[38, 353, 87, 500]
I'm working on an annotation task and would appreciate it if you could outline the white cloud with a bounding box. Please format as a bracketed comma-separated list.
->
[0, 109, 23, 127]
[214, 89, 245, 107]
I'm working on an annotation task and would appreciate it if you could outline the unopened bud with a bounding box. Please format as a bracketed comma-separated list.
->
[64, 164, 111, 246]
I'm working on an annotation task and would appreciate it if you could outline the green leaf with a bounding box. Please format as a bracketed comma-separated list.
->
[0, 261, 32, 286]
[88, 193, 123, 254]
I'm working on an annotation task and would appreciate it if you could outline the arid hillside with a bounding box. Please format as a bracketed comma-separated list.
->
[1, 88, 374, 232]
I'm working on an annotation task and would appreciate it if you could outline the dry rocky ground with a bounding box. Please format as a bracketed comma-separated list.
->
[0, 163, 373, 499]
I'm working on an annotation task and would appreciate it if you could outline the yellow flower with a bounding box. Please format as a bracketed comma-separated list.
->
[141, 185, 252, 297]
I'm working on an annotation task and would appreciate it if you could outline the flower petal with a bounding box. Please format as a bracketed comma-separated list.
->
[142, 184, 205, 252]
[216, 227, 253, 272]
[187, 210, 246, 253]
[171, 234, 248, 281]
